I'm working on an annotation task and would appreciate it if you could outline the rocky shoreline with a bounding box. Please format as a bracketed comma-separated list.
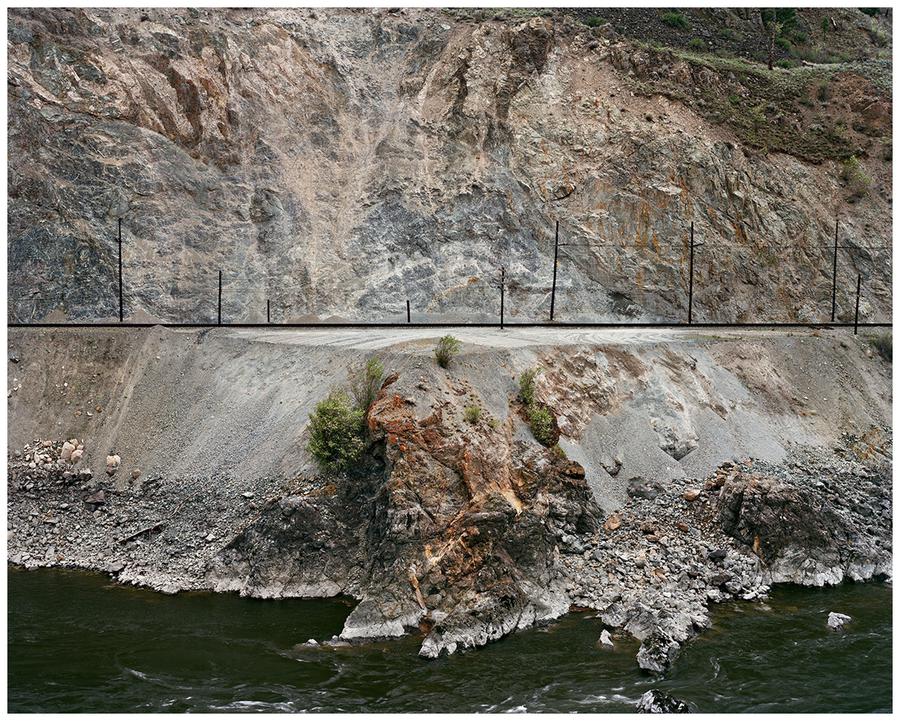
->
[8, 430, 891, 674]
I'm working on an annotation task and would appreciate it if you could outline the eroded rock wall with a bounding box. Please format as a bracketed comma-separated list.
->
[8, 8, 892, 323]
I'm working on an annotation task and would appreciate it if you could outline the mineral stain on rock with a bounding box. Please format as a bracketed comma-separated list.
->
[6, 326, 893, 670]
[6, 7, 892, 324]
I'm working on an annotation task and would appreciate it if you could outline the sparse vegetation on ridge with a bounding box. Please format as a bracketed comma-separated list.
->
[869, 333, 892, 362]
[350, 356, 385, 412]
[434, 335, 461, 369]
[309, 354, 384, 474]
[307, 390, 366, 474]
[518, 367, 539, 407]
[516, 367, 558, 447]
[841, 155, 872, 199]
[660, 11, 689, 30]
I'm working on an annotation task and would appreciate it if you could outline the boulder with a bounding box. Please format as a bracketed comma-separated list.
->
[827, 611, 851, 630]
[627, 476, 664, 500]
[636, 689, 691, 713]
[60, 441, 76, 461]
[84, 490, 106, 510]
[105, 454, 121, 475]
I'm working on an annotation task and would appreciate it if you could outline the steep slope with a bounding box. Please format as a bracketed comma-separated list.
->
[7, 8, 892, 323]
[7, 326, 892, 665]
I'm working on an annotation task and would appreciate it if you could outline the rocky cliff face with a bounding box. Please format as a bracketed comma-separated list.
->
[8, 8, 892, 324]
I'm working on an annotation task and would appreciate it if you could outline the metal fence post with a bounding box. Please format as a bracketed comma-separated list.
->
[550, 220, 559, 321]
[687, 221, 695, 325]
[118, 218, 123, 323]
[854, 274, 861, 335]
[831, 217, 838, 323]
[267, 299, 271, 324]
[500, 266, 505, 329]
[406, 299, 411, 324]
[217, 271, 222, 326]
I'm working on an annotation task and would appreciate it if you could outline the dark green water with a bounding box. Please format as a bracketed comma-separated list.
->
[8, 567, 892, 713]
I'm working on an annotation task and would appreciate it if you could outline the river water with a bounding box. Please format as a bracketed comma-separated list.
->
[8, 567, 892, 713]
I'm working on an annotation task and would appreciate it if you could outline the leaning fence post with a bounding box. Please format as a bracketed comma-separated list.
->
[854, 274, 861, 335]
[831, 217, 839, 323]
[217, 271, 222, 326]
[550, 220, 559, 321]
[687, 221, 695, 325]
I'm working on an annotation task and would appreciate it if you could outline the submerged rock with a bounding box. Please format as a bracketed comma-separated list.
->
[636, 689, 691, 713]
[827, 612, 852, 630]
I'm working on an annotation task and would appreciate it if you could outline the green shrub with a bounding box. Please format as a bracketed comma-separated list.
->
[775, 36, 792, 52]
[349, 356, 384, 412]
[584, 15, 605, 28]
[661, 11, 689, 30]
[307, 390, 366, 474]
[463, 405, 481, 424]
[687, 37, 705, 51]
[821, 17, 830, 34]
[841, 156, 872, 199]
[527, 404, 556, 447]
[861, 8, 880, 17]
[869, 333, 892, 362]
[551, 444, 567, 460]
[518, 367, 540, 406]
[434, 335, 461, 369]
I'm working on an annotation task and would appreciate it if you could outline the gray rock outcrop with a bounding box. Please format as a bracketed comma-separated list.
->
[7, 8, 892, 324]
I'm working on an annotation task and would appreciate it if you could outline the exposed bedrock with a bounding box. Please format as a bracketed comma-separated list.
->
[7, 8, 892, 323]
[5, 326, 893, 667]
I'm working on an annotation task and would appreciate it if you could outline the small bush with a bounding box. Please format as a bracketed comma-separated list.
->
[527, 404, 556, 447]
[687, 37, 705, 51]
[518, 367, 540, 406]
[775, 36, 792, 52]
[869, 333, 892, 362]
[349, 356, 384, 412]
[551, 444, 567, 460]
[584, 15, 605, 28]
[307, 390, 366, 474]
[488, 418, 500, 430]
[661, 11, 689, 30]
[434, 335, 461, 369]
[861, 8, 880, 17]
[841, 156, 872, 199]
[464, 405, 482, 424]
